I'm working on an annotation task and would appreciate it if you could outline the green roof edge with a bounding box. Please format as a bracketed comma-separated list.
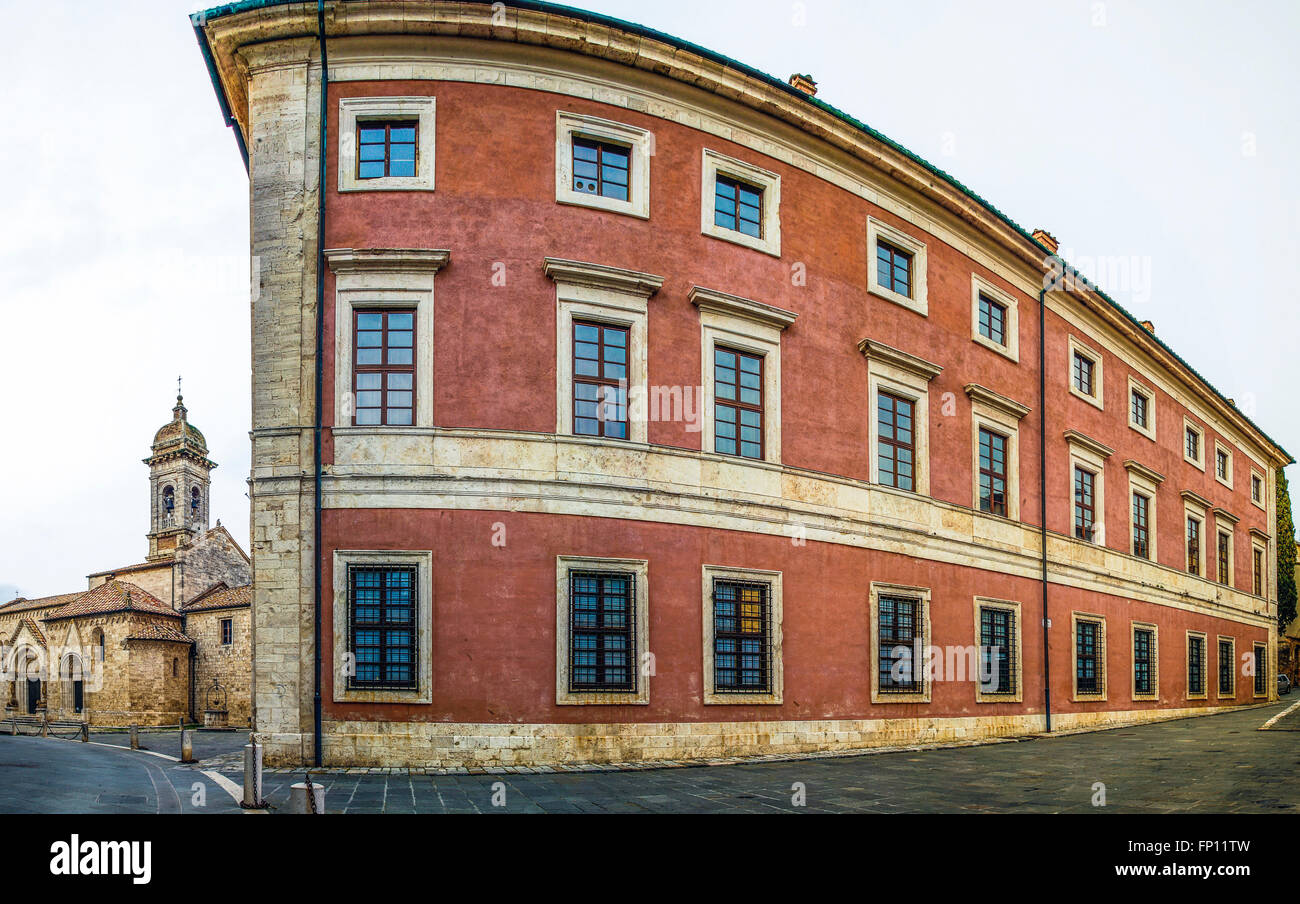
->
[191, 0, 1292, 464]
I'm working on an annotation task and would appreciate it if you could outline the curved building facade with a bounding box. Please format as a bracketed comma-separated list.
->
[195, 0, 1291, 767]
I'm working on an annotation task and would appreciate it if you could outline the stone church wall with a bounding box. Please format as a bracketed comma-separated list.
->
[188, 608, 252, 726]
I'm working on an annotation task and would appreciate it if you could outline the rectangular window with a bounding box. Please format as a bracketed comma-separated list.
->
[714, 347, 764, 460]
[1187, 517, 1201, 576]
[1076, 619, 1103, 696]
[878, 596, 923, 694]
[1188, 635, 1206, 696]
[714, 175, 763, 239]
[1253, 547, 1264, 596]
[1218, 532, 1231, 585]
[568, 571, 635, 692]
[1132, 492, 1150, 560]
[571, 137, 630, 202]
[220, 618, 233, 646]
[712, 580, 771, 693]
[1133, 628, 1154, 697]
[978, 427, 1008, 517]
[876, 240, 913, 298]
[1074, 467, 1096, 542]
[353, 310, 415, 426]
[1072, 351, 1095, 397]
[1251, 474, 1263, 504]
[357, 121, 418, 179]
[1216, 449, 1230, 481]
[348, 565, 417, 690]
[977, 293, 1006, 347]
[1254, 644, 1267, 696]
[878, 392, 916, 491]
[978, 606, 1016, 696]
[1130, 388, 1149, 430]
[1218, 639, 1234, 696]
[1185, 426, 1200, 462]
[572, 321, 629, 439]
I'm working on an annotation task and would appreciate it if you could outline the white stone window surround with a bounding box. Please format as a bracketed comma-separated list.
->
[1213, 509, 1237, 587]
[555, 556, 650, 706]
[861, 339, 942, 498]
[331, 549, 433, 705]
[546, 259, 665, 445]
[1182, 491, 1211, 579]
[973, 596, 1023, 705]
[1127, 374, 1157, 442]
[1130, 620, 1159, 702]
[693, 287, 797, 465]
[869, 581, 933, 705]
[1067, 334, 1104, 410]
[867, 217, 928, 317]
[1071, 612, 1108, 703]
[1186, 630, 1209, 700]
[1253, 642, 1269, 699]
[970, 274, 1019, 361]
[1216, 634, 1236, 699]
[338, 96, 436, 193]
[700, 149, 782, 257]
[1183, 416, 1206, 470]
[1249, 468, 1266, 511]
[326, 249, 451, 430]
[1213, 439, 1234, 490]
[701, 565, 784, 706]
[555, 111, 654, 220]
[1064, 430, 1113, 548]
[966, 384, 1030, 522]
[1250, 530, 1270, 598]
[1124, 460, 1164, 563]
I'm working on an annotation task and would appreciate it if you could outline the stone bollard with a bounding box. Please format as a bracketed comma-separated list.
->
[180, 729, 195, 763]
[241, 734, 265, 809]
[287, 779, 326, 814]
[80, 723, 89, 743]
[40, 715, 48, 738]
[9, 717, 15, 736]
[129, 724, 139, 749]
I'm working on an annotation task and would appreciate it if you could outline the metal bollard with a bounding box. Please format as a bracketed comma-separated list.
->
[288, 780, 326, 814]
[180, 729, 195, 763]
[80, 723, 89, 743]
[241, 734, 265, 809]
[129, 724, 139, 749]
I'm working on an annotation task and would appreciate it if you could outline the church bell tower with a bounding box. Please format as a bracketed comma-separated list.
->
[145, 388, 217, 562]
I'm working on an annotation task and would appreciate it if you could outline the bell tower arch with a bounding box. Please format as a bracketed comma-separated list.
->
[145, 387, 217, 561]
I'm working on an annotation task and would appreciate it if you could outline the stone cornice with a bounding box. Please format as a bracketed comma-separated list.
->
[1181, 490, 1213, 511]
[690, 287, 797, 331]
[544, 258, 664, 298]
[964, 384, 1031, 421]
[1249, 527, 1271, 542]
[1063, 430, 1114, 460]
[324, 248, 451, 274]
[1213, 508, 1240, 526]
[1123, 460, 1166, 485]
[858, 339, 942, 382]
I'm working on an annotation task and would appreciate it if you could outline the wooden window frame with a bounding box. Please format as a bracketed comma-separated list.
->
[1186, 631, 1208, 700]
[338, 97, 436, 194]
[1213, 441, 1234, 490]
[1067, 335, 1104, 410]
[1132, 491, 1151, 560]
[1187, 515, 1203, 577]
[571, 320, 630, 440]
[220, 618, 233, 647]
[1217, 636, 1236, 699]
[1250, 471, 1265, 510]
[555, 112, 652, 219]
[713, 174, 764, 240]
[1132, 622, 1158, 701]
[570, 136, 631, 204]
[713, 345, 766, 461]
[1217, 530, 1232, 586]
[701, 149, 781, 256]
[978, 426, 1009, 517]
[1074, 466, 1098, 543]
[1072, 613, 1107, 701]
[877, 390, 917, 492]
[356, 119, 419, 180]
[352, 308, 416, 427]
[1253, 643, 1268, 698]
[1183, 418, 1205, 470]
[970, 275, 1019, 361]
[876, 239, 914, 300]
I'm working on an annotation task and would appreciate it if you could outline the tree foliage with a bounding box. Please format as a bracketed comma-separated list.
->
[1277, 466, 1297, 633]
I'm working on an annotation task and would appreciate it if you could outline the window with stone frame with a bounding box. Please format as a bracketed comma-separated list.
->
[876, 239, 914, 299]
[1074, 466, 1097, 542]
[1132, 492, 1151, 560]
[353, 310, 415, 426]
[711, 579, 772, 693]
[1187, 516, 1202, 576]
[1076, 618, 1103, 696]
[878, 391, 917, 492]
[357, 121, 418, 180]
[347, 564, 418, 690]
[713, 346, 764, 460]
[978, 604, 1017, 696]
[567, 570, 636, 693]
[220, 618, 233, 646]
[1188, 634, 1206, 697]
[1133, 627, 1155, 697]
[1218, 638, 1235, 696]
[978, 427, 1009, 517]
[878, 595, 924, 695]
[572, 321, 629, 439]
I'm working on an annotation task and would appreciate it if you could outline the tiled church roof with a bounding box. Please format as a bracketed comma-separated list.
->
[43, 581, 179, 623]
[0, 591, 87, 616]
[126, 622, 195, 644]
[183, 583, 252, 613]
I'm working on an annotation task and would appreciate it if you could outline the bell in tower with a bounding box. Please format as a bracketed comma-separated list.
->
[144, 383, 217, 562]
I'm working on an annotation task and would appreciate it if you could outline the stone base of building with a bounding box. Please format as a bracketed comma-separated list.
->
[256, 703, 1271, 768]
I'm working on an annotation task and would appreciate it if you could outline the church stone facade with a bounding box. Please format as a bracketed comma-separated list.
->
[0, 396, 252, 727]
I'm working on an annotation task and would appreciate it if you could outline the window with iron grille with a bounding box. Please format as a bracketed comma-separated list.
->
[876, 240, 913, 298]
[1216, 449, 1229, 481]
[568, 571, 635, 693]
[1185, 427, 1200, 462]
[571, 137, 630, 202]
[714, 347, 764, 459]
[878, 596, 924, 694]
[712, 580, 771, 693]
[1254, 645, 1266, 695]
[1133, 628, 1154, 696]
[878, 392, 916, 491]
[1074, 467, 1096, 542]
[1132, 492, 1150, 559]
[714, 175, 763, 239]
[1217, 532, 1231, 585]
[1072, 351, 1095, 397]
[978, 606, 1016, 696]
[977, 293, 1006, 347]
[1076, 619, 1103, 696]
[978, 428, 1008, 516]
[1187, 517, 1201, 576]
[357, 121, 417, 179]
[353, 310, 415, 426]
[1130, 388, 1149, 429]
[348, 565, 418, 690]
[1253, 547, 1264, 596]
[1219, 639, 1234, 696]
[220, 618, 233, 646]
[572, 321, 629, 439]
[1188, 635, 1206, 696]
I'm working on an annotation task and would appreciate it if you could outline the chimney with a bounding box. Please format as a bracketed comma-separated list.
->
[1139, 320, 1155, 335]
[1032, 229, 1059, 254]
[788, 73, 818, 97]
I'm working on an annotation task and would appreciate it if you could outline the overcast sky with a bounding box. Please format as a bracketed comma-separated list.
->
[0, 0, 1295, 600]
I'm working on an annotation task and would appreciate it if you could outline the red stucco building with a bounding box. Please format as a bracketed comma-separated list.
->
[195, 0, 1291, 767]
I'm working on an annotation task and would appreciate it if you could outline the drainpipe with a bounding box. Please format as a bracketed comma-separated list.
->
[312, 0, 328, 768]
[1038, 281, 1052, 733]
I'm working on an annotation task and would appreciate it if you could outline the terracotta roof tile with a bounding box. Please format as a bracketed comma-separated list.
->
[20, 617, 46, 646]
[86, 560, 174, 579]
[183, 583, 251, 613]
[0, 591, 88, 616]
[43, 581, 178, 622]
[126, 622, 194, 644]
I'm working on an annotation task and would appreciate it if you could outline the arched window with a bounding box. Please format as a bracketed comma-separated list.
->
[190, 487, 201, 518]
[93, 629, 105, 662]
[162, 486, 175, 514]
